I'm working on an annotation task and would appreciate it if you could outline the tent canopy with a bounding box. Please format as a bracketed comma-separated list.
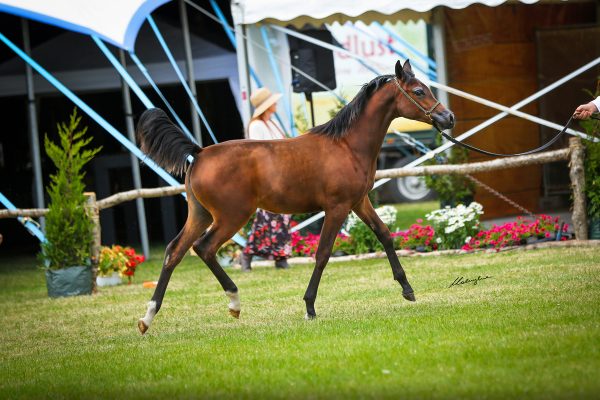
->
[0, 18, 239, 105]
[233, 0, 544, 26]
[0, 0, 171, 51]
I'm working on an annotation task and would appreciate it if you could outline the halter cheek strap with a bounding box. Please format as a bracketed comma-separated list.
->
[393, 77, 440, 121]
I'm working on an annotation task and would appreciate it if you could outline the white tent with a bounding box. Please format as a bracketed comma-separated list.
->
[0, 19, 240, 110]
[0, 0, 170, 50]
[231, 0, 558, 126]
[232, 0, 544, 26]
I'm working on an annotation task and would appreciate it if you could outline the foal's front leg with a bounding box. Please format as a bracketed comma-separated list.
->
[352, 196, 415, 301]
[303, 207, 349, 319]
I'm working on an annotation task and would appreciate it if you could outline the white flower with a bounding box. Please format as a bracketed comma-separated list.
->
[436, 237, 442, 244]
[346, 212, 360, 231]
[375, 205, 397, 227]
[465, 236, 472, 243]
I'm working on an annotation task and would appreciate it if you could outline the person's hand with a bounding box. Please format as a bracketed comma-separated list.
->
[573, 101, 598, 120]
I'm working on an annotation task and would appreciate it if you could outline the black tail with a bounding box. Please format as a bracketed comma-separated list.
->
[136, 108, 201, 176]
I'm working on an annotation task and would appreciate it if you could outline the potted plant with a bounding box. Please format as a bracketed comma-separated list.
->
[97, 245, 126, 286]
[98, 245, 145, 285]
[39, 109, 101, 298]
[578, 81, 600, 239]
[424, 144, 475, 207]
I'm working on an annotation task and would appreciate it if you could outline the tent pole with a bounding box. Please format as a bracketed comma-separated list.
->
[208, 0, 288, 132]
[431, 9, 449, 122]
[119, 50, 150, 259]
[21, 18, 45, 230]
[231, 1, 252, 130]
[179, 0, 202, 146]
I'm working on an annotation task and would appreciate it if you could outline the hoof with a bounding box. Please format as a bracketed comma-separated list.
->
[403, 292, 416, 302]
[229, 309, 241, 319]
[138, 319, 149, 335]
[304, 313, 317, 320]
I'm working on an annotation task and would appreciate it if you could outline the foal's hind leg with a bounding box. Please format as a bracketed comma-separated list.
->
[138, 206, 212, 334]
[352, 196, 415, 301]
[192, 212, 252, 319]
[304, 206, 350, 319]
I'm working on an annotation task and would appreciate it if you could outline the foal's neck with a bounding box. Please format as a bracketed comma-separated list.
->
[344, 84, 398, 167]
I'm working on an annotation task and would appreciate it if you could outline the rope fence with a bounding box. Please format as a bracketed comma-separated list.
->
[0, 137, 588, 241]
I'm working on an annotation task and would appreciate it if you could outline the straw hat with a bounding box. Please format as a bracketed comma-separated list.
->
[250, 87, 282, 119]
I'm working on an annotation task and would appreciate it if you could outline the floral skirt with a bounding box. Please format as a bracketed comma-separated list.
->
[243, 210, 292, 260]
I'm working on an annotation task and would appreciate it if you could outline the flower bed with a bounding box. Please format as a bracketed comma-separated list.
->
[289, 205, 571, 257]
[462, 215, 569, 252]
[217, 204, 572, 262]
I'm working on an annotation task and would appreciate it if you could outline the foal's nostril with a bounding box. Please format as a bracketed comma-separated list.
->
[449, 113, 455, 125]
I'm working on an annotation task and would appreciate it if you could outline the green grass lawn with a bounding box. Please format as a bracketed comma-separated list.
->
[393, 200, 439, 229]
[0, 245, 599, 399]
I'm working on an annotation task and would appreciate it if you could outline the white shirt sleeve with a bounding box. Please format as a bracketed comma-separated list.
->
[592, 96, 600, 112]
[248, 120, 270, 140]
[248, 119, 286, 140]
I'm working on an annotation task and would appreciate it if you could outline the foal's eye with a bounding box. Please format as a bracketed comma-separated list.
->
[413, 88, 425, 97]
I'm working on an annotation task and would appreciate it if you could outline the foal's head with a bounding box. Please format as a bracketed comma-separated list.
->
[392, 60, 455, 131]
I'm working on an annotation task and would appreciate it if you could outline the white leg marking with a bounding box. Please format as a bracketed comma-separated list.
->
[141, 300, 157, 326]
[225, 291, 241, 312]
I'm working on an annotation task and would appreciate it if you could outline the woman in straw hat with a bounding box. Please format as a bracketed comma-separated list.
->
[240, 87, 292, 271]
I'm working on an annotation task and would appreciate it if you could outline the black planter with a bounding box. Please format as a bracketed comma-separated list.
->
[45, 265, 93, 298]
[590, 218, 600, 240]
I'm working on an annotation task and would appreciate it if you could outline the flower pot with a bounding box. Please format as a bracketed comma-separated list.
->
[45, 265, 92, 298]
[589, 218, 600, 240]
[217, 255, 233, 267]
[96, 272, 122, 287]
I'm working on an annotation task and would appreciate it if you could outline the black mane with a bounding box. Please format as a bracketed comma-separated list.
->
[309, 74, 394, 139]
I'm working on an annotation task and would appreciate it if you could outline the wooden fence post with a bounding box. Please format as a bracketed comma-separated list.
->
[85, 192, 101, 293]
[568, 137, 587, 240]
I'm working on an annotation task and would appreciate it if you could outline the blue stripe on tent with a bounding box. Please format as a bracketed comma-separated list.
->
[206, 0, 290, 132]
[94, 34, 198, 145]
[373, 22, 437, 71]
[146, 16, 219, 144]
[92, 36, 155, 109]
[0, 31, 179, 187]
[0, 31, 247, 247]
[0, 0, 170, 51]
[0, 192, 46, 243]
[128, 52, 196, 142]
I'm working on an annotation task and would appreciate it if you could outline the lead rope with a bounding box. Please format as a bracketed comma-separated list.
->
[393, 77, 573, 158]
[393, 78, 539, 218]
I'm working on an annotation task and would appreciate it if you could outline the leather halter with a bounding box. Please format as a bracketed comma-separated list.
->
[393, 77, 440, 121]
[392, 77, 571, 158]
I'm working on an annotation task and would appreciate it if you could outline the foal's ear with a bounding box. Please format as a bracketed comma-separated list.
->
[395, 60, 405, 81]
[402, 59, 414, 76]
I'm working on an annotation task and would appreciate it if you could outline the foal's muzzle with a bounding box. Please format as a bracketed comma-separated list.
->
[432, 110, 455, 131]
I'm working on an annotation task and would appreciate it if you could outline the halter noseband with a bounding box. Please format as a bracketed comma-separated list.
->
[393, 77, 440, 121]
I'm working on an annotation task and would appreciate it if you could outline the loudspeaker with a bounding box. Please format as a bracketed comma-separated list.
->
[289, 29, 337, 93]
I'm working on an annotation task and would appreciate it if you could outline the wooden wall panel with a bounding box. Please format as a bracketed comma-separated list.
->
[475, 189, 541, 219]
[448, 80, 538, 120]
[447, 43, 537, 82]
[442, 1, 596, 219]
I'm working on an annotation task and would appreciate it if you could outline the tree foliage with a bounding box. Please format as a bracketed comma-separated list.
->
[39, 109, 101, 269]
[579, 81, 600, 219]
